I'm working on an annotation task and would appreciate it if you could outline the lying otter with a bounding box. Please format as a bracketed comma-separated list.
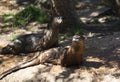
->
[0, 16, 62, 54]
[0, 35, 85, 79]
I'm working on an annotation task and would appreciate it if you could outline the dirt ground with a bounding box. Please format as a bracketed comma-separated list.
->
[0, 30, 120, 82]
[0, 0, 120, 82]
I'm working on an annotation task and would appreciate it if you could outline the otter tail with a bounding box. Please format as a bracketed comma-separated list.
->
[0, 53, 40, 79]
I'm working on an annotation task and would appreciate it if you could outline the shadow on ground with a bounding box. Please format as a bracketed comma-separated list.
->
[22, 32, 120, 82]
[0, 32, 120, 82]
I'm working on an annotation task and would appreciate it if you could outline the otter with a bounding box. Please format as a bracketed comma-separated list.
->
[61, 35, 85, 66]
[0, 35, 85, 79]
[0, 16, 62, 54]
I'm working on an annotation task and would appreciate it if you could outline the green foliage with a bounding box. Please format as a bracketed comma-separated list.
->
[8, 34, 18, 41]
[58, 28, 86, 42]
[58, 33, 71, 42]
[73, 28, 85, 35]
[3, 14, 14, 26]
[3, 14, 13, 21]
[3, 5, 48, 27]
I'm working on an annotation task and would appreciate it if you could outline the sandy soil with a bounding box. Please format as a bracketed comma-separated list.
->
[0, 0, 120, 82]
[0, 30, 120, 82]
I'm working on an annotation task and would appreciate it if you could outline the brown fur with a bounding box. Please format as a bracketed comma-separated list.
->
[0, 35, 85, 79]
[61, 37, 85, 66]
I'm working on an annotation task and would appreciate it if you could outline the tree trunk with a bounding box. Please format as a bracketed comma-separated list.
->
[105, 0, 120, 16]
[51, 0, 83, 32]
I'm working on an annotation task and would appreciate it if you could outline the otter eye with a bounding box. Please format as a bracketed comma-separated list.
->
[72, 35, 81, 42]
[58, 16, 62, 19]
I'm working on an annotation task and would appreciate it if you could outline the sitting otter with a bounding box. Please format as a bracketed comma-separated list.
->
[0, 35, 85, 79]
[0, 16, 62, 54]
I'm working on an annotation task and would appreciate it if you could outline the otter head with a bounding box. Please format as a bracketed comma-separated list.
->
[72, 35, 85, 50]
[0, 39, 22, 54]
[72, 35, 85, 43]
[52, 16, 63, 25]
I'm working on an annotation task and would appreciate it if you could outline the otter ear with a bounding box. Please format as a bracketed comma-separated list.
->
[13, 39, 22, 45]
[8, 39, 22, 47]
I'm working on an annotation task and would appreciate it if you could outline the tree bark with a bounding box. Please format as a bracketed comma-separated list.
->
[105, 0, 120, 16]
[51, 0, 83, 32]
